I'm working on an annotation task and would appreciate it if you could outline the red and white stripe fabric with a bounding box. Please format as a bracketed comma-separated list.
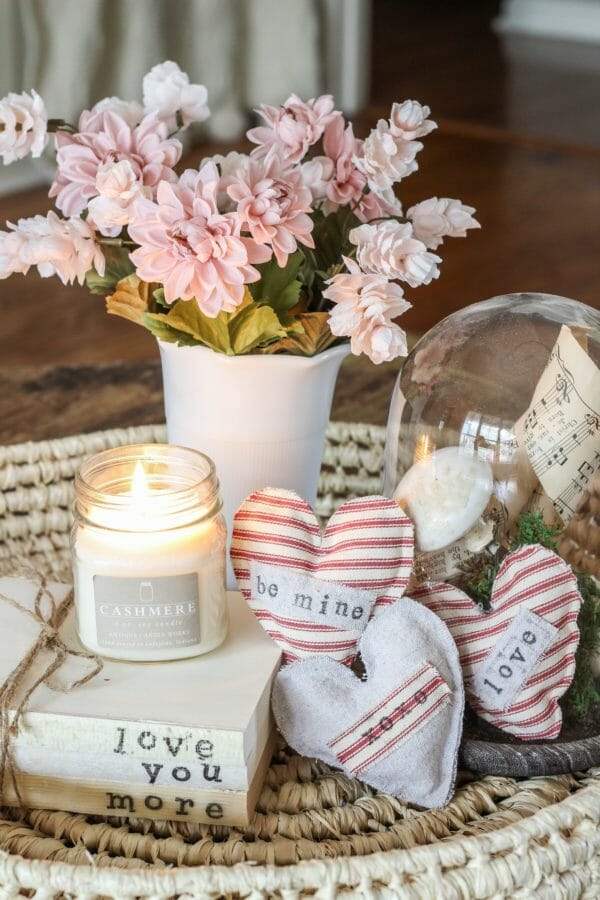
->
[231, 489, 414, 664]
[328, 661, 450, 775]
[413, 545, 581, 739]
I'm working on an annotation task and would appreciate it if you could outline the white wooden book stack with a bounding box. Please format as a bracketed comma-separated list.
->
[0, 578, 281, 825]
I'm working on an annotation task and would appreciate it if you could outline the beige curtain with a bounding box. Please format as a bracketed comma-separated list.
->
[1, 0, 327, 138]
[0, 0, 370, 192]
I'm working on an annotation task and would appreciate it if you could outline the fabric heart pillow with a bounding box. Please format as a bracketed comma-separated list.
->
[273, 598, 464, 808]
[413, 544, 581, 740]
[231, 490, 415, 664]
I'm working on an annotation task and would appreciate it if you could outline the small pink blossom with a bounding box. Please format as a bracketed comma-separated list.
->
[49, 109, 182, 217]
[349, 220, 441, 288]
[128, 162, 270, 316]
[324, 257, 411, 364]
[351, 316, 409, 364]
[355, 187, 403, 224]
[90, 96, 144, 127]
[354, 119, 421, 194]
[389, 100, 436, 140]
[316, 117, 404, 221]
[300, 155, 334, 202]
[0, 211, 104, 284]
[227, 156, 314, 267]
[143, 61, 209, 130]
[0, 90, 48, 164]
[247, 94, 339, 164]
[0, 227, 28, 276]
[407, 197, 480, 250]
[323, 116, 365, 207]
[88, 159, 150, 236]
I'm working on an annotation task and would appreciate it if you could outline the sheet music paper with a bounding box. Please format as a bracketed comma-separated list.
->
[514, 325, 600, 524]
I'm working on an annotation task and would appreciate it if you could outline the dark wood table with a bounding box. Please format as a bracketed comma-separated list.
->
[0, 355, 401, 446]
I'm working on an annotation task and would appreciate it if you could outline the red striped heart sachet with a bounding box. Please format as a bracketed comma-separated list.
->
[413, 544, 581, 740]
[230, 489, 415, 664]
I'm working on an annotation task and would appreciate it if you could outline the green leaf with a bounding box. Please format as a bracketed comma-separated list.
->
[145, 300, 233, 354]
[259, 312, 340, 356]
[299, 207, 362, 311]
[228, 303, 287, 354]
[85, 243, 135, 295]
[249, 251, 304, 312]
[142, 315, 200, 347]
[310, 207, 359, 274]
[152, 287, 170, 310]
[106, 274, 151, 325]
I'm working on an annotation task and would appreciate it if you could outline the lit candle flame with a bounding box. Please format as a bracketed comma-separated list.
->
[131, 461, 149, 501]
[415, 433, 434, 464]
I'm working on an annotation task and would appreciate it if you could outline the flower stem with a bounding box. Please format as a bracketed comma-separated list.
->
[47, 119, 77, 134]
[98, 237, 137, 248]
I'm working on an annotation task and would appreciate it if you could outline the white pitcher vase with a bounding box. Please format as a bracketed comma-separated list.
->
[158, 341, 350, 587]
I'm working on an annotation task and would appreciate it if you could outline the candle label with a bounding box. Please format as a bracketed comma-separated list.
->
[94, 573, 200, 650]
[472, 608, 558, 711]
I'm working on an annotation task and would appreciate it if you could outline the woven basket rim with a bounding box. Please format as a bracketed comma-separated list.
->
[3, 778, 600, 894]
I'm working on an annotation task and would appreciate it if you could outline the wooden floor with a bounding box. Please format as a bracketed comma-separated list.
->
[0, 0, 599, 369]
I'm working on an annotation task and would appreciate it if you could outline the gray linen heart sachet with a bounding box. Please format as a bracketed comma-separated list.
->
[272, 599, 464, 808]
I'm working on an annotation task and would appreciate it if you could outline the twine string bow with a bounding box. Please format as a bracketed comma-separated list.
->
[0, 567, 102, 806]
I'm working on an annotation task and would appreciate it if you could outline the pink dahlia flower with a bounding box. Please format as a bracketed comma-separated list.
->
[247, 93, 339, 164]
[349, 220, 441, 288]
[300, 155, 335, 202]
[324, 257, 411, 364]
[128, 162, 270, 316]
[49, 109, 182, 217]
[205, 151, 250, 212]
[0, 90, 48, 164]
[407, 197, 480, 250]
[322, 116, 365, 207]
[227, 156, 314, 267]
[0, 211, 104, 284]
[90, 96, 144, 127]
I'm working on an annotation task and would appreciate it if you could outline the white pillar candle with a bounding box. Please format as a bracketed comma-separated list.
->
[72, 444, 227, 661]
[393, 445, 494, 552]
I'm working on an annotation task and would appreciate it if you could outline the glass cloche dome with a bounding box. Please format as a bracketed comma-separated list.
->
[384, 293, 600, 578]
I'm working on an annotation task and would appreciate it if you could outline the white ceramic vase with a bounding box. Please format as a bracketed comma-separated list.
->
[158, 341, 350, 587]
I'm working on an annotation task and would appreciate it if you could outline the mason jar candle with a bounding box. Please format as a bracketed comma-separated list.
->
[72, 444, 227, 661]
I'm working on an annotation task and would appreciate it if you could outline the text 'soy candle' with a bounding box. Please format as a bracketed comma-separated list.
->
[72, 444, 227, 661]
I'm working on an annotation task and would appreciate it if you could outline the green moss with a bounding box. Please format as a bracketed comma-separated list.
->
[507, 511, 560, 552]
[562, 572, 600, 723]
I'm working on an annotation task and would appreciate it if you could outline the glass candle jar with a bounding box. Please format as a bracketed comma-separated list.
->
[72, 444, 227, 661]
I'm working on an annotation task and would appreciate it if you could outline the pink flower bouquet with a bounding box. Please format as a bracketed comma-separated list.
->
[0, 62, 479, 363]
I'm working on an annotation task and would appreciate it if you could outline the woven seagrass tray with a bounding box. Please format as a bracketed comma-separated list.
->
[1, 421, 600, 899]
